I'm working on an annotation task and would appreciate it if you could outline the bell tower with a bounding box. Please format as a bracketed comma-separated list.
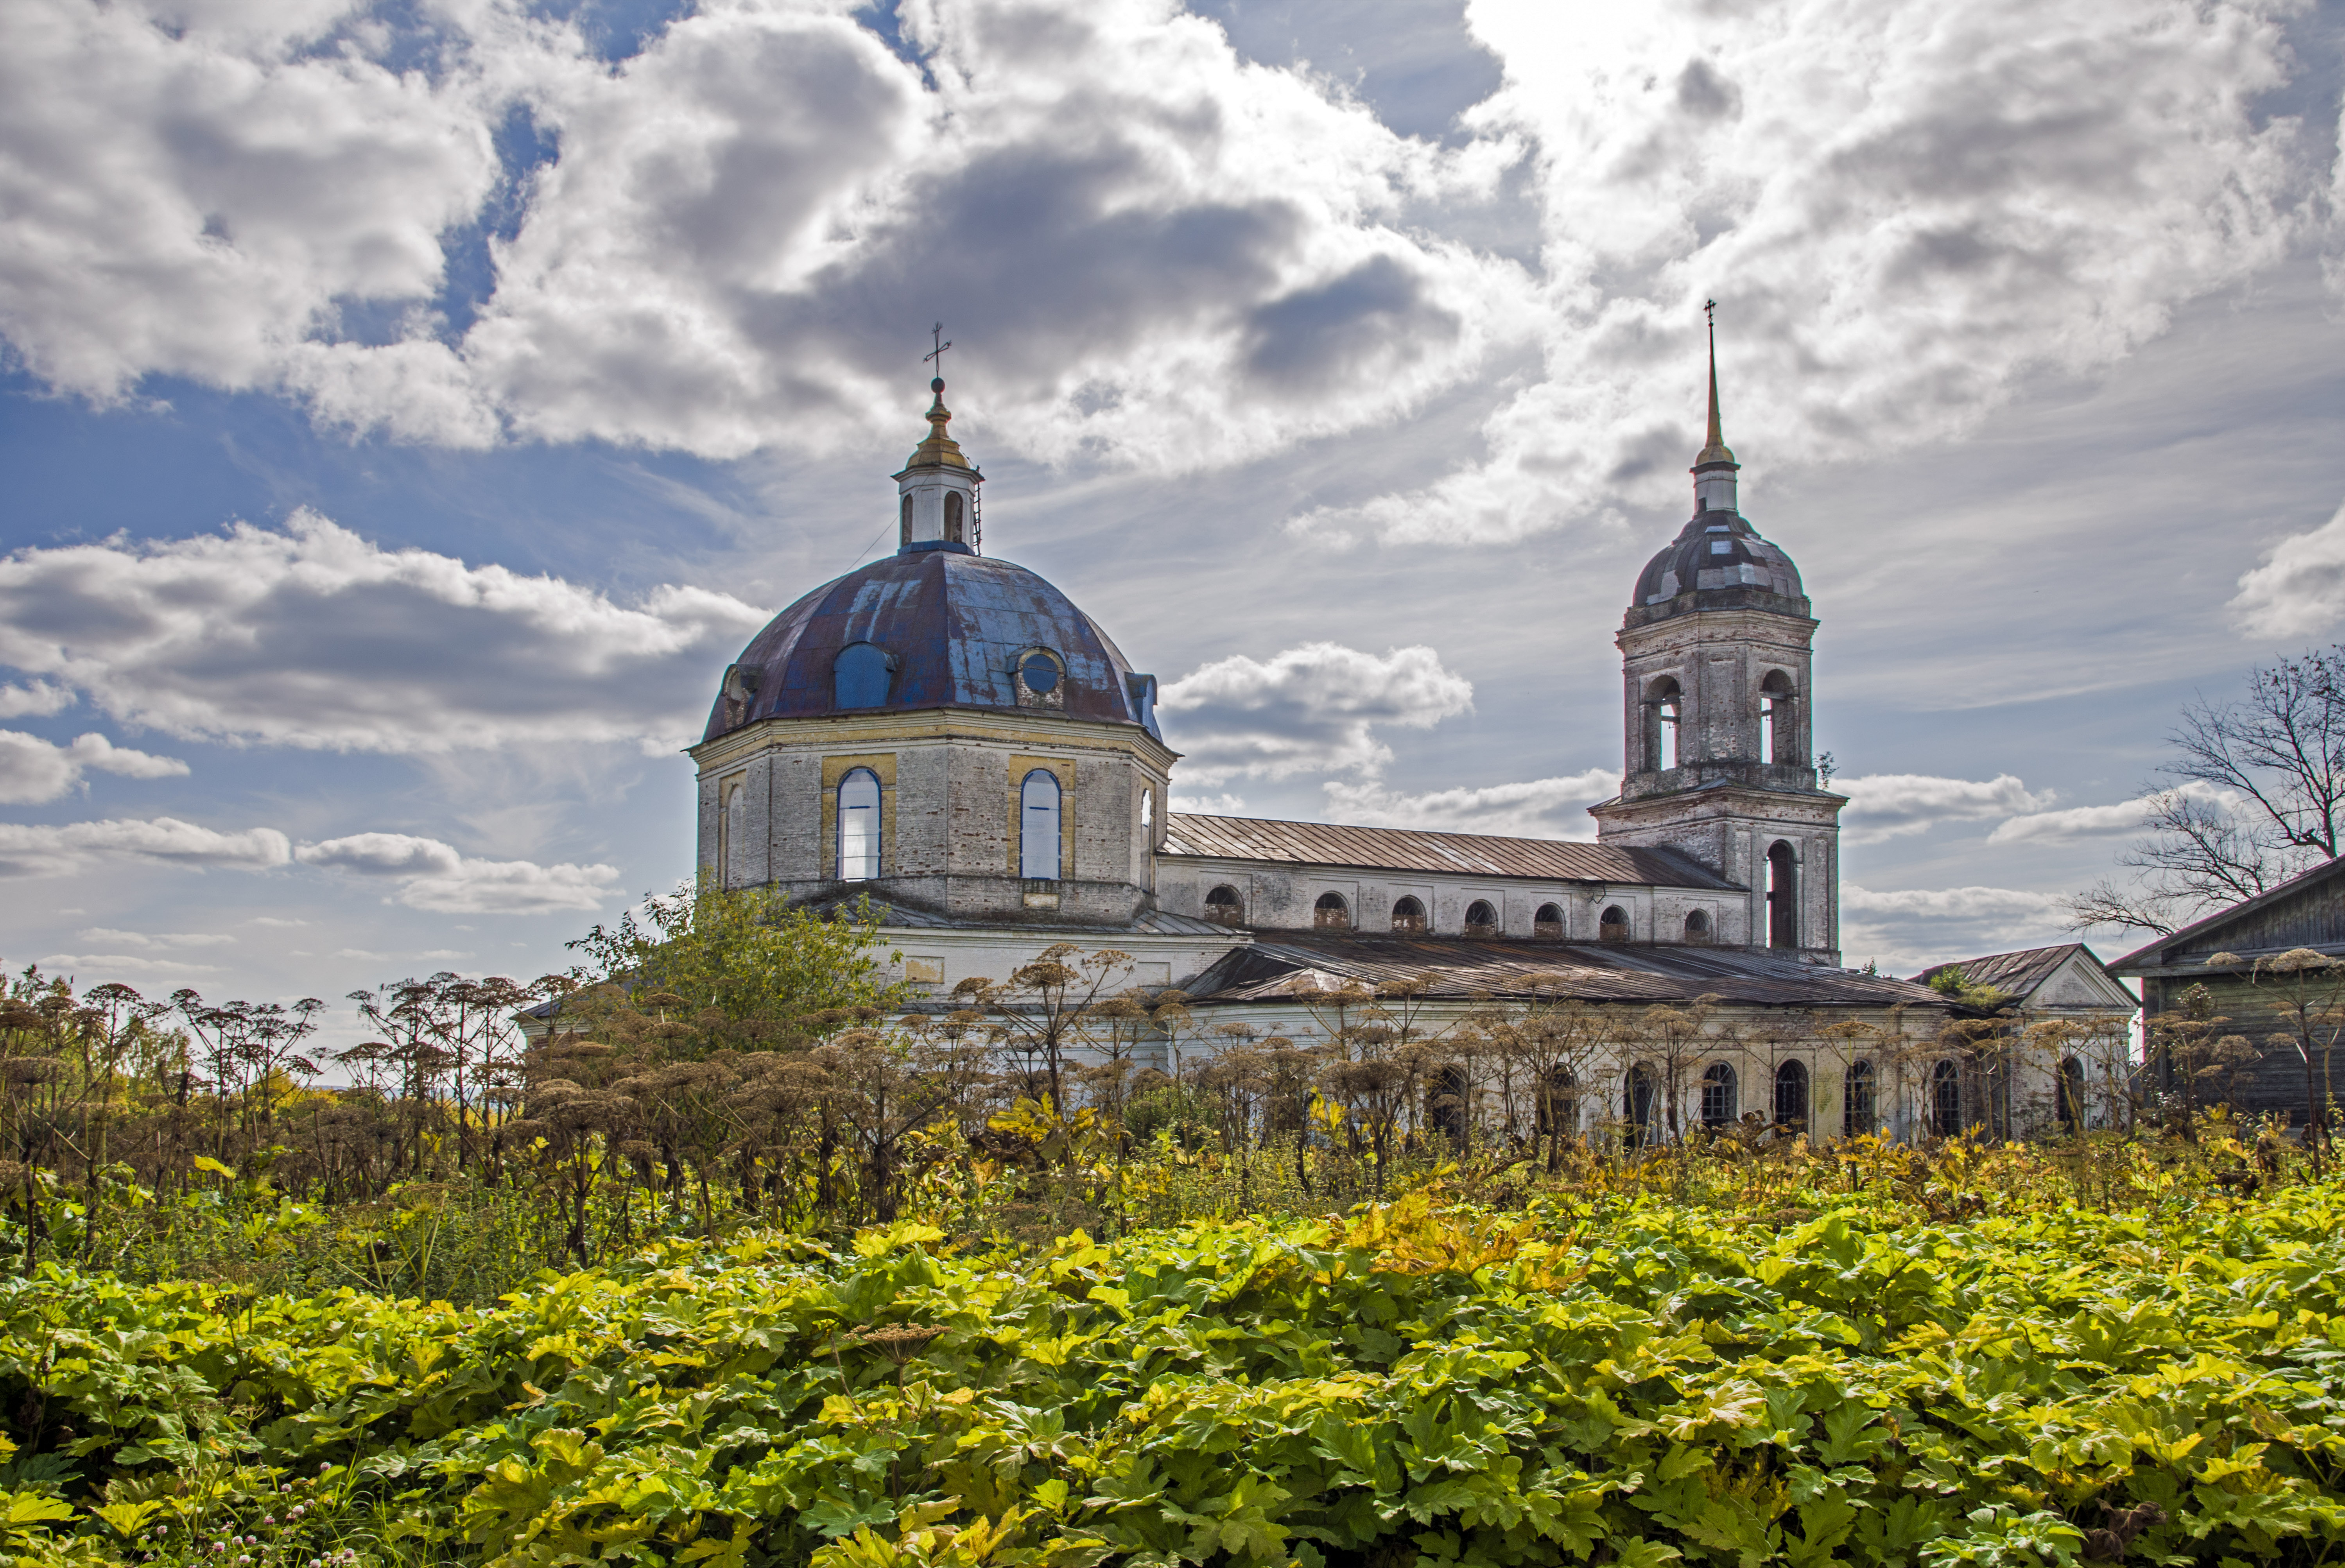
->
[1589, 314, 1846, 962]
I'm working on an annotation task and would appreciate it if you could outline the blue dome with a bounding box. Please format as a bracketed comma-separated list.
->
[704, 543, 1160, 742]
[1628, 509, 1807, 627]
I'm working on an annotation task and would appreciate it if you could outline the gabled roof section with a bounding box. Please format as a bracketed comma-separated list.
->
[1184, 933, 1939, 1010]
[2110, 855, 2345, 975]
[1162, 812, 1738, 891]
[1910, 943, 2127, 1003]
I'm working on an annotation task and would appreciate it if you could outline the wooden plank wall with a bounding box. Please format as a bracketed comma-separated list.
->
[2142, 974, 2341, 1123]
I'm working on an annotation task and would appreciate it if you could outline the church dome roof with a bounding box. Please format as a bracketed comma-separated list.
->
[1628, 509, 1808, 627]
[702, 543, 1162, 743]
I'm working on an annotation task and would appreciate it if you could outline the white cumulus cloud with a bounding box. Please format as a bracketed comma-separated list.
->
[0, 817, 291, 878]
[298, 831, 619, 914]
[78, 928, 236, 950]
[36, 952, 226, 981]
[1987, 781, 2241, 845]
[1836, 772, 2053, 844]
[0, 511, 770, 755]
[0, 683, 74, 719]
[1158, 642, 1474, 785]
[2228, 499, 2345, 639]
[1839, 883, 2080, 978]
[0, 731, 190, 805]
[1309, 0, 2314, 542]
[1321, 768, 1617, 839]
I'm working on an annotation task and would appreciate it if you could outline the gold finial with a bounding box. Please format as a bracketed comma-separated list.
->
[902, 322, 972, 470]
[1695, 299, 1736, 469]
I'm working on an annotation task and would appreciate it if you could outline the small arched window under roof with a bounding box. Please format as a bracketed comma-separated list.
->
[1599, 905, 1630, 943]
[1464, 899, 1497, 935]
[1682, 910, 1710, 944]
[834, 642, 893, 710]
[1314, 891, 1350, 930]
[1390, 896, 1427, 934]
[1533, 903, 1565, 939]
[1205, 884, 1244, 925]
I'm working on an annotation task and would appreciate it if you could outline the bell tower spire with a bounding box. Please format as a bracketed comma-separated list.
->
[1693, 300, 1740, 516]
[894, 324, 982, 554]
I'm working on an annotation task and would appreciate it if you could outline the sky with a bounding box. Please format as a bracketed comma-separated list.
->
[2, 0, 2343, 1050]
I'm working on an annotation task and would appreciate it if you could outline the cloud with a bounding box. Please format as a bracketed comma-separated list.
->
[1169, 792, 1250, 816]
[0, 512, 770, 754]
[1, 0, 1519, 464]
[1986, 781, 2240, 845]
[35, 952, 226, 980]
[298, 831, 620, 914]
[1158, 642, 1474, 784]
[1309, 0, 2313, 542]
[0, 817, 291, 878]
[247, 916, 308, 928]
[78, 928, 236, 949]
[1321, 768, 1616, 839]
[1839, 883, 2076, 977]
[1835, 772, 2053, 844]
[2228, 499, 2345, 638]
[0, 731, 189, 805]
[0, 683, 73, 719]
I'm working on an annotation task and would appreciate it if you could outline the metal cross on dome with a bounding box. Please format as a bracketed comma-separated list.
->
[923, 322, 952, 376]
[1704, 298, 1716, 326]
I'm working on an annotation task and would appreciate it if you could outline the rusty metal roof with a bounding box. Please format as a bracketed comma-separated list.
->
[1162, 812, 1737, 890]
[704, 548, 1158, 743]
[1186, 933, 1942, 1010]
[1909, 943, 2115, 998]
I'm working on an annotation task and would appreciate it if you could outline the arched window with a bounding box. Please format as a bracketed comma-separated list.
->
[1533, 903, 1564, 939]
[944, 490, 965, 543]
[1624, 1065, 1658, 1149]
[837, 768, 881, 882]
[1019, 770, 1061, 880]
[1767, 841, 1798, 949]
[1931, 1059, 1963, 1138]
[1760, 670, 1795, 766]
[1647, 677, 1684, 771]
[899, 493, 913, 548]
[1773, 1058, 1809, 1130]
[1600, 905, 1630, 943]
[1431, 1064, 1469, 1143]
[1390, 896, 1427, 934]
[722, 780, 746, 887]
[1682, 910, 1711, 944]
[1140, 787, 1153, 831]
[1701, 1062, 1737, 1128]
[1205, 884, 1244, 925]
[1314, 891, 1351, 930]
[2058, 1056, 2086, 1133]
[1464, 899, 1497, 936]
[1538, 1068, 1578, 1139]
[1843, 1059, 1876, 1138]
[834, 642, 892, 709]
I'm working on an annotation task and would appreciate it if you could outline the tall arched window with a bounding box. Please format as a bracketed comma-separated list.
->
[1647, 677, 1683, 771]
[1682, 910, 1711, 944]
[944, 491, 965, 543]
[1624, 1065, 1657, 1149]
[1767, 841, 1798, 949]
[837, 769, 881, 882]
[1140, 787, 1153, 831]
[1019, 770, 1061, 880]
[1931, 1059, 1963, 1138]
[1314, 892, 1350, 930]
[1205, 885, 1244, 925]
[1538, 1068, 1578, 1140]
[1390, 896, 1427, 934]
[899, 493, 913, 548]
[1534, 903, 1565, 939]
[1431, 1064, 1469, 1143]
[1843, 1059, 1876, 1138]
[1600, 905, 1630, 943]
[723, 780, 746, 887]
[1759, 670, 1795, 765]
[834, 643, 892, 708]
[2058, 1056, 2086, 1132]
[1701, 1062, 1737, 1128]
[1464, 899, 1497, 935]
[1773, 1059, 1809, 1130]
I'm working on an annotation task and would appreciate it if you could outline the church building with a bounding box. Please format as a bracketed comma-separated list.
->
[689, 351, 1995, 1140]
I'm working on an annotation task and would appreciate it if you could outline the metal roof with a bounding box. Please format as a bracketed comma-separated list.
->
[1628, 509, 1809, 627]
[795, 893, 1235, 938]
[1184, 932, 1942, 1010]
[1909, 943, 2116, 998]
[1161, 812, 1737, 890]
[705, 548, 1158, 744]
[2110, 855, 2345, 974]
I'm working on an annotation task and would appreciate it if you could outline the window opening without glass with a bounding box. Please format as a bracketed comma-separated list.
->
[1931, 1059, 1963, 1138]
[837, 769, 881, 882]
[1019, 770, 1061, 880]
[1205, 885, 1244, 925]
[1701, 1062, 1737, 1128]
[1313, 892, 1350, 930]
[1464, 900, 1497, 935]
[1390, 896, 1427, 934]
[1844, 1059, 1876, 1139]
[1767, 841, 1798, 948]
[1773, 1059, 1808, 1129]
[1600, 905, 1630, 943]
[1683, 909, 1710, 944]
[1533, 903, 1565, 939]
